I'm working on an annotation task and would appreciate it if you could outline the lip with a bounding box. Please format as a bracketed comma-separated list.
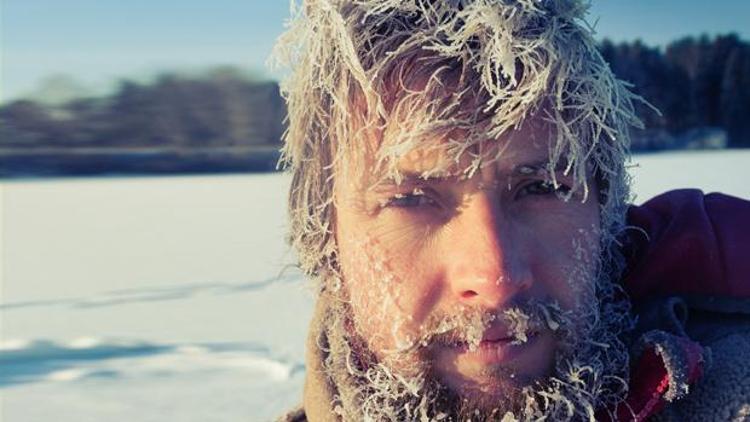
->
[480, 323, 514, 343]
[451, 330, 540, 365]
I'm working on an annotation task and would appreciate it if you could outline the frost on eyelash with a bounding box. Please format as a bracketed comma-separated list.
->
[377, 187, 428, 208]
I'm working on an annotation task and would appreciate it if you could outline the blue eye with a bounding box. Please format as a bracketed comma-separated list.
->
[518, 180, 571, 198]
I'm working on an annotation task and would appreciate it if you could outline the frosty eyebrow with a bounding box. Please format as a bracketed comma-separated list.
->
[510, 161, 571, 177]
[375, 159, 574, 191]
[376, 173, 457, 190]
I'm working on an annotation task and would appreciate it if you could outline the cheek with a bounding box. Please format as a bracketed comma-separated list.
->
[528, 208, 602, 313]
[338, 233, 428, 352]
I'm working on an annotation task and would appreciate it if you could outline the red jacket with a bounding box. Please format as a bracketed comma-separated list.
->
[625, 189, 750, 300]
[615, 189, 750, 420]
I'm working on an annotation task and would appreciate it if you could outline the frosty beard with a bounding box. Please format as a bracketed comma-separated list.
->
[319, 265, 632, 421]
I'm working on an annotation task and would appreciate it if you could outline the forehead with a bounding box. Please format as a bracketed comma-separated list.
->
[346, 114, 557, 185]
[393, 123, 553, 179]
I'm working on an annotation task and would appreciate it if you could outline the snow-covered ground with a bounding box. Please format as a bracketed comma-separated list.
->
[1, 150, 749, 421]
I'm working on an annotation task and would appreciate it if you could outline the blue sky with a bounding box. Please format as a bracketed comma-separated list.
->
[3, 0, 749, 102]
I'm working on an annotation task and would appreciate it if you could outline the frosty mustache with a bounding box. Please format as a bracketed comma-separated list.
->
[389, 300, 570, 354]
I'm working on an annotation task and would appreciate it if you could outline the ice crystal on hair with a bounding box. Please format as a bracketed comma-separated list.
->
[273, 0, 647, 287]
[504, 307, 532, 344]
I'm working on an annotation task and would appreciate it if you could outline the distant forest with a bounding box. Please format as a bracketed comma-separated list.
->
[601, 34, 750, 150]
[0, 67, 286, 150]
[1, 34, 749, 155]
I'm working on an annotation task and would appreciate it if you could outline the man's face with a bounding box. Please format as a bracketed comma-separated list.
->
[334, 119, 602, 409]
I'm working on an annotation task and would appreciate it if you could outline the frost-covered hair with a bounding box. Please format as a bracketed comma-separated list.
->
[273, 0, 644, 285]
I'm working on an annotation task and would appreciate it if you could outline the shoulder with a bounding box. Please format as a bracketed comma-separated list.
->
[622, 190, 750, 419]
[624, 189, 750, 300]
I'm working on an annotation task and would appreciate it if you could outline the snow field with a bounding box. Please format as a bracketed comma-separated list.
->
[1, 150, 748, 421]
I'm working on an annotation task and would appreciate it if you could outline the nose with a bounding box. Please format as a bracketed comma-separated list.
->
[445, 191, 533, 308]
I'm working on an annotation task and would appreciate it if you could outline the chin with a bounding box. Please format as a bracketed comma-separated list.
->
[446, 379, 529, 419]
[434, 366, 541, 414]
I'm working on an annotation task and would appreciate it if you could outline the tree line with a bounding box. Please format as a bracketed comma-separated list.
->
[0, 68, 286, 150]
[601, 33, 750, 149]
[1, 34, 749, 152]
